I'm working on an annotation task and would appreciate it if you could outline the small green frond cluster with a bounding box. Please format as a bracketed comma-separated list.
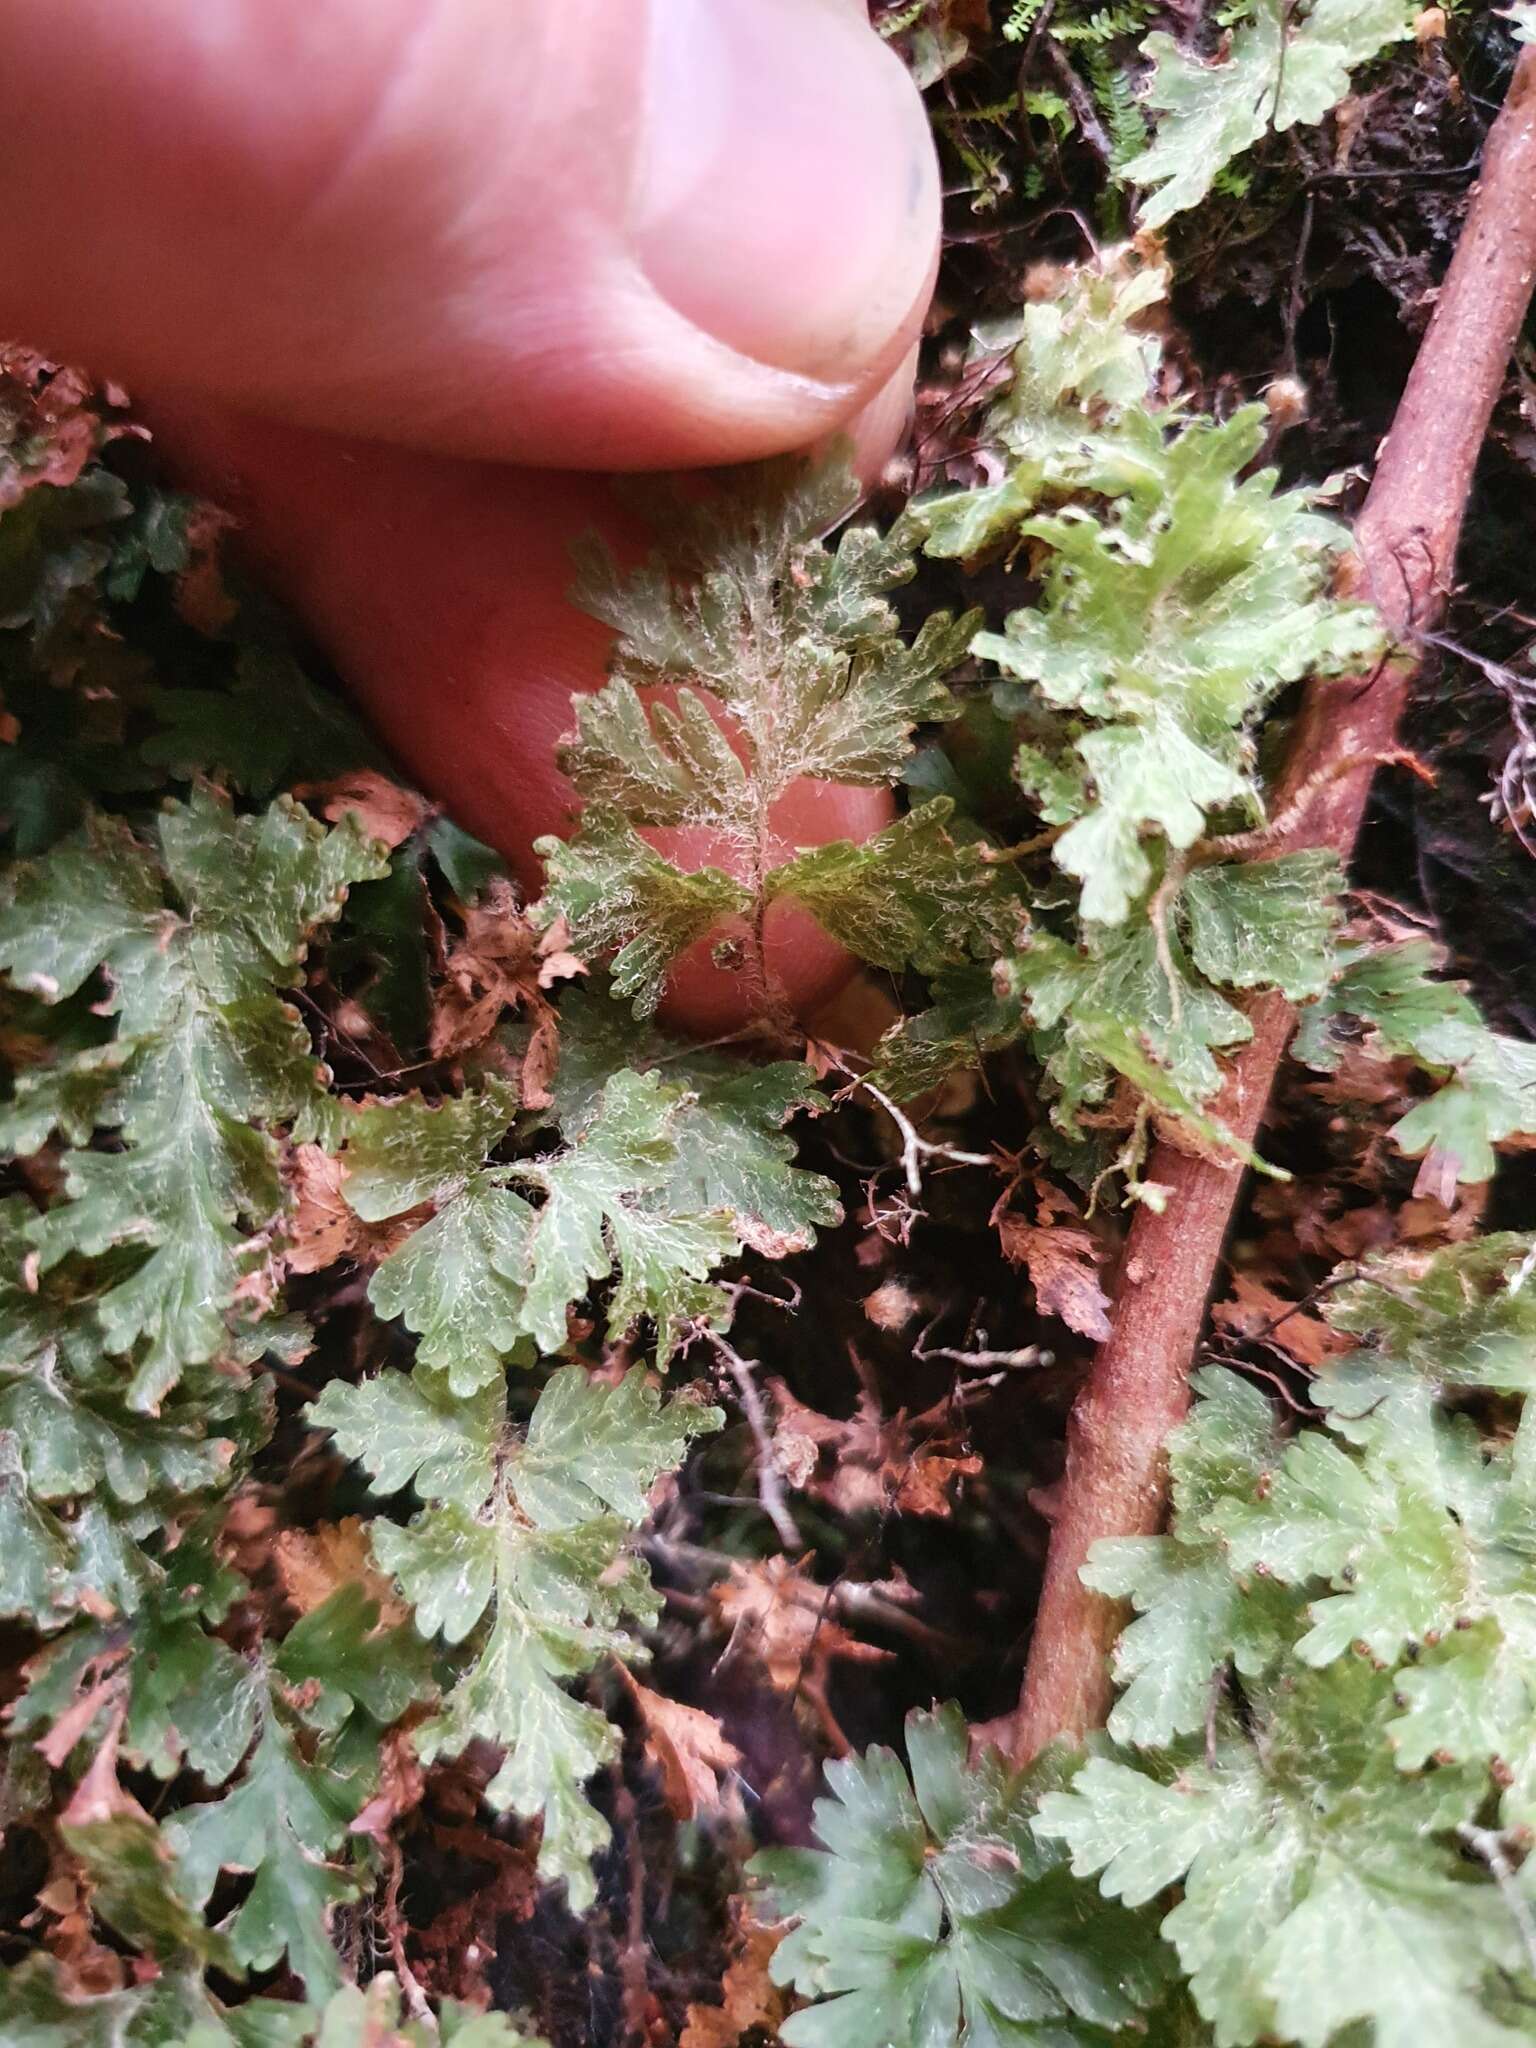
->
[533, 457, 1004, 1016]
[773, 1239, 1536, 2048]
[914, 259, 1379, 926]
[870, 257, 1536, 1200]
[18, 1575, 433, 1997]
[2, 19, 1535, 2020]
[996, 848, 1343, 1168]
[1035, 1233, 1536, 2046]
[311, 1361, 720, 1905]
[1000, 0, 1156, 45]
[1123, 0, 1420, 228]
[0, 384, 838, 2003]
[0, 1961, 545, 2046]
[877, 258, 1379, 1176]
[0, 789, 386, 1402]
[1080, 45, 1151, 174]
[333, 1033, 837, 1376]
[1295, 936, 1536, 1195]
[752, 1702, 1175, 2047]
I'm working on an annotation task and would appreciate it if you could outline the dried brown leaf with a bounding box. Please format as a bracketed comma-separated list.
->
[710, 1556, 889, 1703]
[282, 1143, 426, 1277]
[33, 1663, 129, 1771]
[996, 1211, 1113, 1341]
[1211, 1272, 1350, 1371]
[298, 770, 429, 850]
[680, 1907, 788, 2048]
[350, 1725, 428, 1841]
[59, 1710, 149, 1829]
[430, 880, 581, 1103]
[769, 1382, 979, 1520]
[624, 1674, 742, 1822]
[274, 1516, 408, 1625]
[284, 1145, 357, 1274]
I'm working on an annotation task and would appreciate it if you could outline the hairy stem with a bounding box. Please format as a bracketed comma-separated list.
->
[1009, 48, 1536, 1761]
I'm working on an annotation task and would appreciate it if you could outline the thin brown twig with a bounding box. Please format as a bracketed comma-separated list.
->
[709, 1333, 802, 1550]
[1008, 48, 1536, 1761]
[378, 1834, 433, 2022]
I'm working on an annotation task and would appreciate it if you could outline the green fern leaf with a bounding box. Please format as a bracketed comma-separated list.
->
[541, 985, 842, 1254]
[1037, 1660, 1527, 2048]
[1084, 1370, 1295, 1746]
[535, 455, 982, 1011]
[1296, 940, 1536, 1191]
[308, 1361, 502, 1509]
[1180, 852, 1341, 1002]
[976, 409, 1379, 926]
[167, 1703, 364, 1998]
[365, 1366, 719, 1909]
[0, 792, 385, 1406]
[274, 1582, 436, 1735]
[767, 799, 1007, 976]
[753, 1702, 1171, 2046]
[1123, 0, 1419, 229]
[0, 1957, 239, 2047]
[339, 1066, 757, 1369]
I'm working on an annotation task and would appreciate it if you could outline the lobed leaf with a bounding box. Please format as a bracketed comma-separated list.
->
[1123, 0, 1419, 229]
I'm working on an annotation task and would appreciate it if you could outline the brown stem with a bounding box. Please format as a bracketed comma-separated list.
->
[1009, 49, 1536, 1762]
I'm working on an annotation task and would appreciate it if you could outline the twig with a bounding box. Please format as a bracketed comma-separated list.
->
[1041, 36, 1114, 168]
[834, 1582, 978, 1662]
[1148, 854, 1189, 1025]
[917, 1342, 1053, 1370]
[1457, 1823, 1536, 1981]
[378, 1834, 433, 2023]
[1009, 49, 1536, 1761]
[1507, 1239, 1536, 1298]
[854, 1075, 996, 1197]
[1189, 744, 1429, 869]
[614, 1779, 653, 2046]
[1280, 191, 1315, 383]
[1420, 628, 1536, 859]
[709, 1334, 802, 1550]
[914, 1318, 1054, 1371]
[983, 822, 1068, 862]
[644, 1535, 973, 1662]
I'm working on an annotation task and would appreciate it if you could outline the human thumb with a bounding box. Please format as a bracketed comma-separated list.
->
[0, 0, 939, 469]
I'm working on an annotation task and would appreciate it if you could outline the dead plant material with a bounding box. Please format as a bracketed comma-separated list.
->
[768, 1380, 981, 1519]
[679, 1903, 789, 2048]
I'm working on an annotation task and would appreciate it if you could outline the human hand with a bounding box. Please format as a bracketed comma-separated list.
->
[2, 0, 940, 1030]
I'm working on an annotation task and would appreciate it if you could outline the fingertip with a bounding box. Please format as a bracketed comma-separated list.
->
[0, 0, 938, 471]
[632, 0, 939, 395]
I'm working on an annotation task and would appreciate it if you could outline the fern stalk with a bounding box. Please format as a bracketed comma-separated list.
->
[1010, 46, 1536, 1759]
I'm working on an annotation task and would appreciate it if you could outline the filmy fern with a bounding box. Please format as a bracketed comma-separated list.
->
[311, 1361, 721, 1906]
[872, 258, 1369, 1178]
[1122, 0, 1420, 228]
[0, 790, 387, 1404]
[763, 1239, 1536, 2048]
[4, 55, 1536, 2032]
[752, 1701, 1174, 2047]
[533, 459, 1004, 1018]
[1035, 1237, 1536, 2048]
[0, 451, 838, 2004]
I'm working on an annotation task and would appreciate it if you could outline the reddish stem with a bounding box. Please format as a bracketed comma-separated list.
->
[1010, 49, 1536, 1760]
